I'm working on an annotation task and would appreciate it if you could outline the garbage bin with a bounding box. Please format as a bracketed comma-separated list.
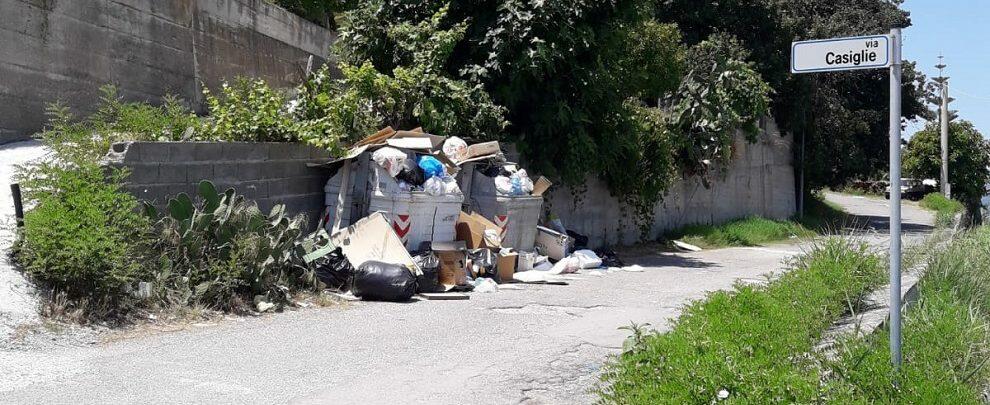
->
[368, 166, 464, 250]
[469, 170, 543, 250]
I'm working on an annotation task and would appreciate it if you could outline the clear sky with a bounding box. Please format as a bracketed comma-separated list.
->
[902, 0, 990, 138]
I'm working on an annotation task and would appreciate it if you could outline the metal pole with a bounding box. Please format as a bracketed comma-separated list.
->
[10, 183, 24, 227]
[888, 28, 903, 371]
[799, 131, 805, 218]
[940, 81, 950, 197]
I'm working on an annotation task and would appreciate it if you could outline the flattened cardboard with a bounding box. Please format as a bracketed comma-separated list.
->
[465, 141, 500, 159]
[329, 212, 420, 274]
[456, 211, 502, 249]
[392, 130, 446, 149]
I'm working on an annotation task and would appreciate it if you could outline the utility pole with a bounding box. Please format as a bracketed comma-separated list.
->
[936, 56, 950, 197]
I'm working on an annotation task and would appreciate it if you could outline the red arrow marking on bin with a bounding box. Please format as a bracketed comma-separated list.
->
[494, 215, 509, 236]
[392, 214, 411, 243]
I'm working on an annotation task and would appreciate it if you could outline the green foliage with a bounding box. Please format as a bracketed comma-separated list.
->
[296, 5, 507, 151]
[33, 85, 195, 164]
[667, 34, 772, 182]
[15, 89, 323, 319]
[656, 0, 929, 190]
[14, 163, 150, 308]
[666, 216, 814, 249]
[904, 120, 990, 213]
[599, 238, 883, 403]
[336, 1, 774, 232]
[198, 78, 299, 143]
[146, 181, 317, 309]
[919, 193, 964, 228]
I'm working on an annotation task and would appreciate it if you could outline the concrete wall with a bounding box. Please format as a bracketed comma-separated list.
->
[105, 141, 331, 228]
[547, 120, 796, 247]
[0, 0, 336, 144]
[320, 120, 795, 249]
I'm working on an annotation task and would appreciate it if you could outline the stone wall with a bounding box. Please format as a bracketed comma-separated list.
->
[546, 120, 796, 247]
[105, 142, 331, 228]
[0, 0, 336, 143]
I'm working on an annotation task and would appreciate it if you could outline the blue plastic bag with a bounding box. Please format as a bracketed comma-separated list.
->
[417, 155, 445, 179]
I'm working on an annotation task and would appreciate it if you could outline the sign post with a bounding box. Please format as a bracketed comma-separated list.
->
[792, 29, 902, 370]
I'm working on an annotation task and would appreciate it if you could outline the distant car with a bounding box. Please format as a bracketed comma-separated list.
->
[885, 178, 936, 201]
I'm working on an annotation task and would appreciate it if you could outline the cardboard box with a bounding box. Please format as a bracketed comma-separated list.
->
[531, 176, 552, 196]
[455, 211, 502, 249]
[433, 241, 467, 286]
[534, 226, 574, 261]
[497, 252, 518, 283]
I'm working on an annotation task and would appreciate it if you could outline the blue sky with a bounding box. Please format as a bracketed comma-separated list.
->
[902, 0, 990, 138]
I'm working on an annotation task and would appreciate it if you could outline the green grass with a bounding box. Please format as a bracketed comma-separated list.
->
[599, 238, 884, 404]
[666, 217, 815, 248]
[918, 193, 964, 228]
[828, 228, 990, 404]
[664, 195, 848, 249]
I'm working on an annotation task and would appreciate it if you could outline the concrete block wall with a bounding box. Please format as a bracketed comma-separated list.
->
[0, 0, 336, 143]
[547, 120, 796, 248]
[105, 142, 331, 228]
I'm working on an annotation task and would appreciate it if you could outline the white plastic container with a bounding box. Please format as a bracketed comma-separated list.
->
[368, 165, 464, 250]
[469, 170, 543, 250]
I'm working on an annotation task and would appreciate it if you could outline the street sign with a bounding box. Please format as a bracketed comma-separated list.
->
[791, 30, 905, 372]
[791, 34, 891, 73]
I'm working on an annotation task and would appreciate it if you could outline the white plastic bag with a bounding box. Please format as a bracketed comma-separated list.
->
[424, 176, 445, 196]
[442, 136, 468, 163]
[495, 176, 513, 195]
[442, 175, 461, 194]
[471, 277, 499, 293]
[371, 147, 407, 177]
[512, 169, 534, 194]
[571, 249, 603, 269]
[549, 256, 580, 274]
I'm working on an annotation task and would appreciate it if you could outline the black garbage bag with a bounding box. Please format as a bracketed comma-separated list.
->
[351, 261, 418, 301]
[313, 247, 354, 290]
[567, 230, 589, 250]
[395, 158, 426, 186]
[468, 249, 498, 280]
[596, 248, 624, 268]
[413, 252, 441, 293]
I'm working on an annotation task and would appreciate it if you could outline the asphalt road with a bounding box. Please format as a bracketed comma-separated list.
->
[0, 182, 934, 404]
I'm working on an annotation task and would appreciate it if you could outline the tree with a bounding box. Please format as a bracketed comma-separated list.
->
[654, 0, 930, 190]
[903, 120, 989, 218]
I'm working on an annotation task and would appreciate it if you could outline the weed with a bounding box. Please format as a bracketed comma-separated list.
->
[599, 238, 883, 403]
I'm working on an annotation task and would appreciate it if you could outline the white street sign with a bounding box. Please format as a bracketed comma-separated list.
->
[791, 34, 890, 73]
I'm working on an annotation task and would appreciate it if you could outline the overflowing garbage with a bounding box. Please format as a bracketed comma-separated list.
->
[307, 127, 644, 302]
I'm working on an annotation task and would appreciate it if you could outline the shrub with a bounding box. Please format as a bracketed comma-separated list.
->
[14, 163, 150, 309]
[198, 77, 299, 143]
[599, 238, 883, 403]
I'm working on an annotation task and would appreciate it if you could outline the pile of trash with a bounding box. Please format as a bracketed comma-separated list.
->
[308, 127, 644, 302]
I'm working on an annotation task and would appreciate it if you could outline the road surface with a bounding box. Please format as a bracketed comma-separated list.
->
[0, 177, 933, 404]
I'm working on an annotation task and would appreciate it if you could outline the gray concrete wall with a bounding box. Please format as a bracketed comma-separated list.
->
[0, 0, 336, 144]
[547, 120, 796, 247]
[105, 141, 331, 228]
